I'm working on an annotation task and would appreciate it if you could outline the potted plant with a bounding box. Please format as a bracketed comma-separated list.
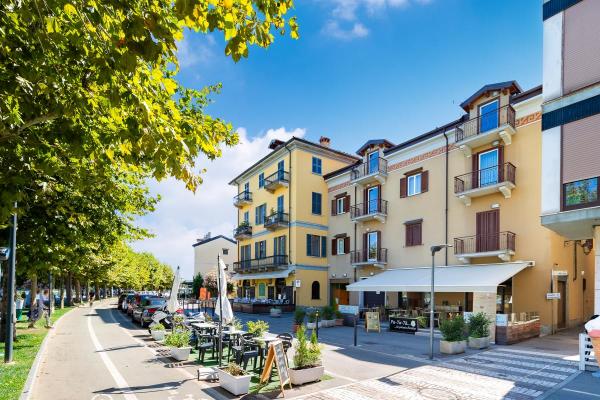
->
[290, 326, 324, 385]
[467, 312, 492, 349]
[150, 323, 166, 341]
[334, 309, 344, 326]
[164, 330, 192, 361]
[306, 311, 319, 330]
[293, 309, 306, 333]
[321, 306, 335, 328]
[439, 315, 467, 355]
[416, 316, 428, 329]
[246, 320, 269, 338]
[270, 306, 282, 317]
[217, 362, 251, 396]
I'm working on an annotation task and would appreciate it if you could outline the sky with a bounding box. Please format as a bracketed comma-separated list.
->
[131, 0, 543, 279]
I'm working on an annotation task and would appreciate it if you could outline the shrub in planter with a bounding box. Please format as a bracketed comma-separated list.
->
[246, 320, 269, 338]
[321, 306, 335, 327]
[218, 362, 251, 396]
[439, 315, 467, 355]
[164, 330, 192, 361]
[467, 312, 491, 349]
[151, 323, 166, 341]
[306, 311, 319, 330]
[416, 316, 428, 329]
[290, 325, 324, 385]
[293, 309, 306, 333]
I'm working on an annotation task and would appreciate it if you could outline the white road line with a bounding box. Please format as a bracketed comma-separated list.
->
[87, 308, 138, 400]
[562, 388, 600, 398]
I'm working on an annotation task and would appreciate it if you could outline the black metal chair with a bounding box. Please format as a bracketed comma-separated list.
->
[231, 334, 260, 371]
[276, 333, 293, 363]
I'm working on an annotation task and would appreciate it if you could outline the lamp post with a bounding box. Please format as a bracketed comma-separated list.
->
[429, 244, 452, 360]
[4, 202, 17, 363]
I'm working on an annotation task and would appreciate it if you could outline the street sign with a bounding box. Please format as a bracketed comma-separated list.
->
[389, 317, 418, 334]
[552, 271, 568, 276]
[294, 279, 301, 288]
[338, 305, 359, 315]
[546, 292, 561, 300]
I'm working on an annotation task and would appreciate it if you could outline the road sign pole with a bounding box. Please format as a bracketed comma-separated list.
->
[353, 314, 358, 346]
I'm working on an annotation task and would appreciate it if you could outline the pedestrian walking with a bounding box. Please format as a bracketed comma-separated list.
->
[89, 290, 95, 308]
[41, 289, 53, 328]
[585, 315, 600, 378]
[28, 289, 41, 328]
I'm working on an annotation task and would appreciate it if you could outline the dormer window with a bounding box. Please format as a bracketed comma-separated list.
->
[479, 99, 500, 133]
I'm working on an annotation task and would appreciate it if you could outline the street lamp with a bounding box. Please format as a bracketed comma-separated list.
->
[429, 244, 452, 360]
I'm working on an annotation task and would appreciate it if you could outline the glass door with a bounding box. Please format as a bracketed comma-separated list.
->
[368, 151, 379, 174]
[367, 186, 379, 214]
[479, 99, 499, 133]
[277, 160, 284, 180]
[367, 232, 378, 261]
[478, 149, 499, 187]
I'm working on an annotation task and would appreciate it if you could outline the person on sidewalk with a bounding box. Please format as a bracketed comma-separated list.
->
[41, 289, 53, 328]
[585, 315, 600, 378]
[88, 290, 95, 308]
[15, 292, 24, 321]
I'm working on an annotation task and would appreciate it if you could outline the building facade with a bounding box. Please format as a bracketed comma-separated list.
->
[541, 0, 600, 316]
[326, 81, 594, 334]
[229, 137, 358, 307]
[192, 234, 236, 279]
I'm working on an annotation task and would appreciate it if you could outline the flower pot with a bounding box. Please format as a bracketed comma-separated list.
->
[440, 340, 466, 355]
[289, 366, 325, 385]
[151, 330, 166, 341]
[270, 308, 282, 317]
[468, 336, 490, 350]
[217, 368, 251, 396]
[170, 346, 192, 361]
[335, 319, 344, 326]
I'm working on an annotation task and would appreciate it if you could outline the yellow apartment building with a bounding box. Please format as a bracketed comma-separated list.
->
[326, 81, 595, 339]
[229, 137, 358, 309]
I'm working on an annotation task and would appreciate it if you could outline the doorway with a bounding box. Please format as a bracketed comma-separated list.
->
[476, 209, 500, 252]
[557, 280, 567, 329]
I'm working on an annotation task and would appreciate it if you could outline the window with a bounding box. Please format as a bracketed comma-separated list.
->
[306, 234, 327, 257]
[332, 236, 350, 256]
[277, 195, 284, 212]
[337, 238, 345, 255]
[368, 151, 379, 174]
[258, 172, 265, 188]
[478, 148, 499, 187]
[563, 177, 599, 210]
[400, 170, 428, 198]
[337, 198, 345, 214]
[255, 204, 266, 225]
[312, 192, 322, 215]
[244, 182, 249, 193]
[258, 283, 266, 297]
[332, 195, 349, 215]
[367, 231, 378, 261]
[479, 99, 499, 133]
[408, 173, 422, 196]
[222, 249, 229, 255]
[405, 220, 422, 247]
[311, 281, 320, 300]
[243, 211, 249, 224]
[254, 240, 266, 259]
[241, 245, 251, 262]
[312, 157, 322, 175]
[274, 235, 286, 255]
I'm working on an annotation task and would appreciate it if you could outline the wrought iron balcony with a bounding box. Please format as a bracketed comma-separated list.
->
[351, 158, 388, 185]
[455, 105, 516, 157]
[264, 211, 289, 230]
[264, 171, 289, 192]
[454, 231, 516, 263]
[233, 255, 289, 273]
[454, 163, 516, 205]
[233, 191, 253, 207]
[350, 199, 388, 223]
[350, 248, 388, 267]
[233, 224, 252, 240]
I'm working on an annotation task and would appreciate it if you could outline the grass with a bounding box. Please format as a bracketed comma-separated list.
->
[0, 307, 74, 400]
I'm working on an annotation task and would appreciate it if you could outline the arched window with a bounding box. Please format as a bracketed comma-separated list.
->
[311, 281, 320, 300]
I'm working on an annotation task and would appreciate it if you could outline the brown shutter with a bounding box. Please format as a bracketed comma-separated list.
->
[362, 233, 367, 262]
[331, 199, 337, 216]
[344, 237, 350, 253]
[331, 239, 337, 255]
[400, 178, 407, 198]
[405, 224, 411, 247]
[421, 170, 429, 193]
[472, 154, 479, 189]
[498, 146, 504, 182]
[376, 231, 381, 250]
[344, 195, 350, 213]
[363, 187, 368, 213]
[416, 222, 422, 245]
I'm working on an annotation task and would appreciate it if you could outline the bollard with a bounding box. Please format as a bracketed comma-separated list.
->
[315, 310, 320, 339]
[354, 314, 358, 346]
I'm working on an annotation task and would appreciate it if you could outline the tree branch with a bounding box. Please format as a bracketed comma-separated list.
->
[0, 113, 58, 142]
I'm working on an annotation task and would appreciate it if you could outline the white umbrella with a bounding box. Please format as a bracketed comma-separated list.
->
[214, 258, 233, 324]
[166, 266, 181, 314]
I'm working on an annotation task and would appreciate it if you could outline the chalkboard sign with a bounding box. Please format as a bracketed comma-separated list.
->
[365, 312, 380, 333]
[260, 340, 292, 395]
[389, 317, 418, 334]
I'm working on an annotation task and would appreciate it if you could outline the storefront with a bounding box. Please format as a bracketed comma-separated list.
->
[231, 268, 295, 313]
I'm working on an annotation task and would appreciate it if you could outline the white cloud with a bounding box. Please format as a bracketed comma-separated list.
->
[323, 20, 370, 40]
[177, 34, 216, 68]
[131, 127, 306, 280]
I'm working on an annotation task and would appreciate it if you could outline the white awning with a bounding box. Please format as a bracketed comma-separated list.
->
[346, 262, 531, 293]
[230, 268, 294, 282]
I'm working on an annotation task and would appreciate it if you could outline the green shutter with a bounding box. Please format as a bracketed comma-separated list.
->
[321, 236, 326, 258]
[306, 234, 311, 256]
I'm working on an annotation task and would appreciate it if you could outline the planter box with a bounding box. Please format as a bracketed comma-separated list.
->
[151, 330, 166, 341]
[217, 368, 251, 396]
[335, 319, 344, 326]
[468, 336, 490, 349]
[440, 340, 466, 355]
[322, 319, 335, 328]
[170, 346, 192, 361]
[289, 366, 325, 385]
[306, 322, 320, 330]
[496, 319, 540, 345]
[270, 308, 282, 318]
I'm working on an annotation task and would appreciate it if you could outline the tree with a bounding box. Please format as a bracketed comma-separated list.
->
[192, 273, 204, 298]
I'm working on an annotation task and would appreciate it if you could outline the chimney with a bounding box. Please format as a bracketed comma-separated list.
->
[319, 136, 331, 148]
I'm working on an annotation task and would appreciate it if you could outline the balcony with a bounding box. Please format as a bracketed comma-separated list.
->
[454, 231, 516, 263]
[351, 158, 388, 185]
[233, 191, 253, 207]
[350, 248, 388, 268]
[350, 199, 388, 223]
[233, 224, 252, 240]
[264, 171, 289, 192]
[454, 163, 516, 206]
[233, 255, 289, 273]
[455, 105, 516, 157]
[264, 211, 289, 230]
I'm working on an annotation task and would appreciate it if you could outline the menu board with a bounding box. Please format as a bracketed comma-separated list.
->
[260, 340, 292, 395]
[389, 317, 418, 334]
[365, 312, 380, 333]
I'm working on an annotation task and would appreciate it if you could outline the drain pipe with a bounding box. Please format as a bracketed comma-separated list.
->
[443, 130, 449, 265]
[285, 143, 292, 265]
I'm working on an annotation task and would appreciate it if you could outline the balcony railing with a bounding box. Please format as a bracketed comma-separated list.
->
[350, 248, 388, 265]
[454, 231, 516, 255]
[233, 224, 252, 240]
[233, 191, 253, 207]
[350, 199, 388, 221]
[264, 211, 289, 229]
[455, 105, 516, 143]
[264, 170, 289, 191]
[351, 158, 388, 183]
[233, 255, 289, 273]
[454, 163, 516, 194]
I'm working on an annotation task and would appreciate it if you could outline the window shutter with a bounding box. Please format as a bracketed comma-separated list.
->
[416, 223, 422, 245]
[254, 242, 258, 258]
[331, 199, 337, 216]
[363, 188, 368, 212]
[405, 225, 411, 247]
[344, 195, 350, 212]
[362, 233, 367, 253]
[376, 231, 381, 250]
[306, 234, 311, 256]
[421, 170, 429, 193]
[400, 178, 407, 198]
[321, 236, 327, 258]
[472, 154, 479, 188]
[332, 239, 337, 255]
[344, 237, 350, 253]
[255, 208, 258, 225]
[498, 146, 505, 181]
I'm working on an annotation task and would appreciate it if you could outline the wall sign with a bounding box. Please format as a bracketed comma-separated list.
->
[389, 317, 418, 334]
[338, 305, 359, 315]
[294, 279, 301, 288]
[546, 292, 561, 300]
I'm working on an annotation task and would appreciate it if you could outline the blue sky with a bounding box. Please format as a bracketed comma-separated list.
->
[133, 0, 543, 278]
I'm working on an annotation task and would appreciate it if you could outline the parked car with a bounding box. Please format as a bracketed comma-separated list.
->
[127, 294, 154, 317]
[121, 294, 136, 313]
[132, 297, 166, 327]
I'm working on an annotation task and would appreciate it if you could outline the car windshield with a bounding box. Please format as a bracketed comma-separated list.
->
[143, 298, 164, 306]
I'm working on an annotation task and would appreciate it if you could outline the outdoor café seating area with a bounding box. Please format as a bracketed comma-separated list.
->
[232, 298, 295, 314]
[357, 304, 464, 328]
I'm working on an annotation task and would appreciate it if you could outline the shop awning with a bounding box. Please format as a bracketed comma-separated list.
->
[230, 268, 294, 282]
[346, 262, 531, 293]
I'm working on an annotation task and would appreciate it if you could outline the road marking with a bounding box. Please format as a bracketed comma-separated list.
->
[562, 388, 600, 398]
[87, 310, 138, 400]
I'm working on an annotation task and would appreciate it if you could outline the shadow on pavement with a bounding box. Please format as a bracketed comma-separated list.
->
[94, 379, 192, 395]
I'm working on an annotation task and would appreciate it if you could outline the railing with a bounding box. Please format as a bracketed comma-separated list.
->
[455, 105, 516, 143]
[351, 158, 388, 181]
[454, 231, 516, 255]
[579, 334, 598, 371]
[454, 163, 516, 193]
[350, 248, 388, 264]
[233, 224, 252, 238]
[264, 211, 289, 228]
[264, 170, 290, 187]
[233, 255, 289, 273]
[233, 191, 252, 205]
[350, 199, 388, 219]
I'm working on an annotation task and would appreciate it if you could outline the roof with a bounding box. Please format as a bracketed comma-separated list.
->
[459, 81, 522, 111]
[323, 160, 361, 181]
[355, 139, 395, 156]
[228, 136, 359, 185]
[511, 84, 542, 104]
[192, 235, 236, 247]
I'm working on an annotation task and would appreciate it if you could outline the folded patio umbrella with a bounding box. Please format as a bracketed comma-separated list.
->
[214, 258, 233, 324]
[166, 266, 181, 314]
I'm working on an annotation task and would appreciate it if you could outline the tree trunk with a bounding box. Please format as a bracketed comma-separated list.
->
[59, 273, 65, 309]
[30, 272, 38, 313]
[66, 272, 73, 306]
[75, 278, 81, 303]
[0, 264, 9, 342]
[48, 273, 54, 316]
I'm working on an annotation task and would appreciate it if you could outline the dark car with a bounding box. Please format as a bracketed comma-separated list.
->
[121, 294, 136, 313]
[132, 297, 166, 327]
[127, 294, 154, 317]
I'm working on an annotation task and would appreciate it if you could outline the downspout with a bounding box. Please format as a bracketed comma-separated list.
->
[285, 144, 292, 265]
[443, 130, 449, 265]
